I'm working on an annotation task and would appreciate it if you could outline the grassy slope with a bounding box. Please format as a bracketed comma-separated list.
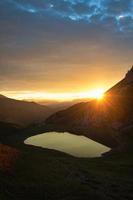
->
[0, 119, 133, 200]
[0, 138, 133, 200]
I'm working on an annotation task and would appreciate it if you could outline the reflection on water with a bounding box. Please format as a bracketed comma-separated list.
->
[25, 132, 110, 158]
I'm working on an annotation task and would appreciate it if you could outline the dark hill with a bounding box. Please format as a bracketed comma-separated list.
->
[0, 94, 6, 99]
[0, 95, 54, 127]
[0, 121, 19, 140]
[45, 66, 133, 148]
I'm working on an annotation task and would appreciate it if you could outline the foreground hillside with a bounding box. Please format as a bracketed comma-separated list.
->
[0, 118, 133, 200]
[0, 95, 53, 127]
[0, 121, 19, 141]
[0, 141, 133, 200]
[45, 67, 133, 149]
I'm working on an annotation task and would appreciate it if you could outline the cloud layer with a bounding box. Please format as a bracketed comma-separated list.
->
[3, 0, 133, 32]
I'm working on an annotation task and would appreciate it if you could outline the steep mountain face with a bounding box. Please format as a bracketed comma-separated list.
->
[0, 95, 53, 127]
[46, 67, 133, 148]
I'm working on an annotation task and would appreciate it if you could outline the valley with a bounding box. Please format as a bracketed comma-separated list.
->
[0, 68, 133, 199]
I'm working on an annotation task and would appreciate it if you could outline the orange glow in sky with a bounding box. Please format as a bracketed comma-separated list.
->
[1, 88, 105, 102]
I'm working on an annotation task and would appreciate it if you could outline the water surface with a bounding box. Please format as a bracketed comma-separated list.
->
[25, 132, 110, 158]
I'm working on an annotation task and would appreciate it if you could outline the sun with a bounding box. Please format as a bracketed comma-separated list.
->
[88, 89, 105, 100]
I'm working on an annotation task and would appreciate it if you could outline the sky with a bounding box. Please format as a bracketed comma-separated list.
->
[0, 0, 133, 101]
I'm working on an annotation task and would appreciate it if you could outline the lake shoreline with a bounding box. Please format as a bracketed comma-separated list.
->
[24, 131, 110, 158]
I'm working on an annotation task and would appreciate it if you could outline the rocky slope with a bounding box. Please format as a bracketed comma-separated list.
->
[45, 66, 133, 148]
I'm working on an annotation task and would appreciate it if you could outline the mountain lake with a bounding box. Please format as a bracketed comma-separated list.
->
[25, 132, 110, 158]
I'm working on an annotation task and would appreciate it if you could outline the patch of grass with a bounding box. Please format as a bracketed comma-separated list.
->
[0, 143, 133, 200]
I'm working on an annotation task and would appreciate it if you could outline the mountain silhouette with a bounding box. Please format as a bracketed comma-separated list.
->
[0, 95, 53, 127]
[0, 94, 6, 99]
[45, 66, 133, 148]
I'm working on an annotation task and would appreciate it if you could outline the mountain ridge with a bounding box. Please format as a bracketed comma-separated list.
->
[45, 66, 133, 148]
[0, 94, 54, 127]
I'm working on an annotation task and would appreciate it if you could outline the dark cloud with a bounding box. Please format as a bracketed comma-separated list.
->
[1, 0, 133, 30]
[72, 3, 92, 14]
[104, 0, 132, 14]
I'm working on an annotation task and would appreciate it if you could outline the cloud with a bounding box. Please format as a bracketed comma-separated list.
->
[103, 0, 132, 14]
[1, 0, 132, 32]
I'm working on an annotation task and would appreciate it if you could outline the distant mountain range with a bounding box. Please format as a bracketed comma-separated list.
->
[45, 66, 133, 148]
[0, 95, 54, 128]
[38, 98, 91, 111]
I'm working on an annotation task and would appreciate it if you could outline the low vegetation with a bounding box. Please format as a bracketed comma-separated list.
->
[0, 138, 133, 200]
